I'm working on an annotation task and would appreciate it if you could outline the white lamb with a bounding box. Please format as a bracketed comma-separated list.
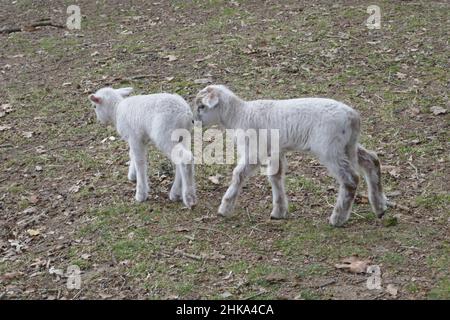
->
[193, 85, 387, 226]
[89, 87, 196, 208]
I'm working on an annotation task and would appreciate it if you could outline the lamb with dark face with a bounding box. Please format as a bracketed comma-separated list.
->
[89, 87, 197, 208]
[193, 84, 387, 227]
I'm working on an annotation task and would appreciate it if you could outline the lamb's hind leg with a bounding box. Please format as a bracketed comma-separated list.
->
[357, 145, 387, 217]
[180, 161, 196, 209]
[268, 154, 289, 219]
[326, 157, 359, 227]
[128, 148, 136, 182]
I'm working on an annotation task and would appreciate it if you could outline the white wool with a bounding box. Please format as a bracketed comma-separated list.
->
[90, 87, 196, 208]
[193, 85, 387, 226]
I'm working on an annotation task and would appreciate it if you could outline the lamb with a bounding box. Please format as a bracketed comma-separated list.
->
[89, 87, 196, 208]
[193, 85, 387, 226]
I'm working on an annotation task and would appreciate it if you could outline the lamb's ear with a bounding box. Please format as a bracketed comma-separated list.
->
[116, 87, 133, 97]
[202, 88, 219, 108]
[89, 94, 102, 104]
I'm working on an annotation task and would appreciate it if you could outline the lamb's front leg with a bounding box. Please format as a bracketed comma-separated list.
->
[218, 163, 258, 217]
[129, 139, 149, 202]
[169, 164, 182, 202]
[268, 154, 289, 219]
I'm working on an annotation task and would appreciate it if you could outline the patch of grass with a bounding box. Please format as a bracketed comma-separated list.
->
[415, 193, 450, 209]
[296, 289, 321, 300]
[428, 277, 450, 300]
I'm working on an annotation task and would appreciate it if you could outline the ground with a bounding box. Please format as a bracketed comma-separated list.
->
[0, 0, 449, 300]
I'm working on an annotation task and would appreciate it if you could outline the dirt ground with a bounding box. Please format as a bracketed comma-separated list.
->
[0, 0, 448, 300]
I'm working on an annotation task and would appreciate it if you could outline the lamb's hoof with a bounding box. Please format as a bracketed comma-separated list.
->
[218, 200, 234, 217]
[270, 207, 289, 220]
[329, 212, 349, 227]
[375, 196, 388, 218]
[183, 193, 197, 209]
[169, 191, 182, 202]
[135, 191, 148, 203]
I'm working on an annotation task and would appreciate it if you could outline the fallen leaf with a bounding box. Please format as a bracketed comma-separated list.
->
[409, 107, 420, 116]
[0, 272, 23, 282]
[194, 78, 212, 84]
[388, 168, 400, 178]
[22, 131, 33, 138]
[208, 174, 222, 185]
[164, 54, 177, 61]
[386, 284, 398, 296]
[0, 125, 11, 131]
[175, 227, 190, 232]
[430, 106, 447, 115]
[220, 291, 233, 298]
[22, 207, 37, 214]
[35, 165, 43, 171]
[81, 254, 91, 260]
[69, 185, 80, 193]
[0, 105, 13, 117]
[395, 72, 407, 80]
[29, 195, 39, 204]
[27, 229, 40, 236]
[165, 76, 174, 82]
[335, 256, 369, 273]
[48, 266, 64, 277]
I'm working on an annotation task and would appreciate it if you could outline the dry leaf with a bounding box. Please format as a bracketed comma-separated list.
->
[175, 227, 190, 232]
[430, 106, 447, 115]
[208, 174, 222, 185]
[386, 284, 398, 296]
[165, 55, 177, 61]
[27, 229, 40, 236]
[0, 272, 23, 282]
[29, 195, 39, 204]
[395, 72, 407, 80]
[69, 185, 80, 193]
[194, 78, 212, 84]
[335, 256, 369, 273]
[0, 125, 11, 131]
[22, 131, 33, 138]
[220, 291, 233, 298]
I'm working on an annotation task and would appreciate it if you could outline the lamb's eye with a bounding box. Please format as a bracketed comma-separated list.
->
[198, 104, 206, 110]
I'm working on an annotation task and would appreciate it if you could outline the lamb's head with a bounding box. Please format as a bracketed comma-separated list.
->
[193, 85, 235, 126]
[89, 87, 133, 125]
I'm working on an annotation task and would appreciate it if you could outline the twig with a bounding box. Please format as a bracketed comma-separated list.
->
[1, 21, 64, 34]
[196, 226, 234, 240]
[314, 279, 336, 288]
[387, 200, 410, 211]
[71, 289, 83, 300]
[244, 290, 268, 300]
[174, 249, 203, 261]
